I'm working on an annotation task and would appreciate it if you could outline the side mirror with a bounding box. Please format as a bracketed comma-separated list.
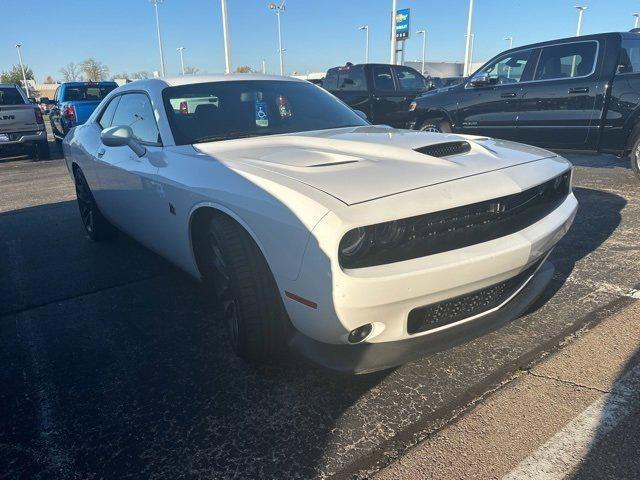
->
[353, 109, 368, 121]
[469, 72, 491, 87]
[101, 125, 146, 157]
[617, 64, 633, 74]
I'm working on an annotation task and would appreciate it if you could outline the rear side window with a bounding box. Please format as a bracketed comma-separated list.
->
[110, 93, 161, 144]
[63, 85, 116, 102]
[619, 39, 640, 73]
[98, 96, 120, 129]
[534, 41, 597, 80]
[394, 66, 427, 91]
[0, 87, 25, 105]
[323, 69, 339, 90]
[373, 66, 395, 91]
[337, 65, 366, 91]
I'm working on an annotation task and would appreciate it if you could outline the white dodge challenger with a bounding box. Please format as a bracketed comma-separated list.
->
[62, 75, 577, 374]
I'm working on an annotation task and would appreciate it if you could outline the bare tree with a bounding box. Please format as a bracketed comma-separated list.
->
[44, 76, 56, 84]
[112, 72, 130, 80]
[60, 62, 81, 82]
[235, 66, 254, 73]
[79, 58, 109, 81]
[131, 71, 150, 80]
[184, 66, 200, 75]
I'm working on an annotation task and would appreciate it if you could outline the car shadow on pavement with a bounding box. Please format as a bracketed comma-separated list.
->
[571, 348, 640, 479]
[528, 186, 626, 312]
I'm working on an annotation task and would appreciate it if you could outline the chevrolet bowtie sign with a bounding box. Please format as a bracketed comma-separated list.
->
[395, 8, 410, 40]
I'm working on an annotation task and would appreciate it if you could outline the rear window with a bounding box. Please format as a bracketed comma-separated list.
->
[0, 87, 25, 105]
[336, 65, 366, 91]
[323, 69, 339, 90]
[619, 39, 640, 73]
[372, 66, 395, 90]
[63, 85, 116, 102]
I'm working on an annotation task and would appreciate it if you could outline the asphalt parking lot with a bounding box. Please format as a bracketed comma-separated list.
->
[1, 142, 639, 479]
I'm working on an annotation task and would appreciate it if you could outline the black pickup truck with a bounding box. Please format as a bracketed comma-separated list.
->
[408, 31, 640, 178]
[323, 63, 430, 128]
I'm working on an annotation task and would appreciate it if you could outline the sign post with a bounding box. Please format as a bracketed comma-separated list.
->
[395, 8, 410, 65]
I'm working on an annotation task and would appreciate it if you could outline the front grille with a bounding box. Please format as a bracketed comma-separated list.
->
[340, 170, 571, 269]
[407, 255, 546, 335]
[415, 141, 471, 157]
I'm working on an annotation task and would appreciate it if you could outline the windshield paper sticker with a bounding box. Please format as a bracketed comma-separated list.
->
[255, 100, 269, 127]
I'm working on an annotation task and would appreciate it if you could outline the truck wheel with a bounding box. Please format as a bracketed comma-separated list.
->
[32, 140, 51, 160]
[419, 119, 452, 133]
[197, 212, 290, 362]
[632, 136, 640, 180]
[73, 167, 116, 241]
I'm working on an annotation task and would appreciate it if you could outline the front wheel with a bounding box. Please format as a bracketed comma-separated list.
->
[418, 119, 452, 133]
[631, 135, 640, 180]
[73, 167, 116, 241]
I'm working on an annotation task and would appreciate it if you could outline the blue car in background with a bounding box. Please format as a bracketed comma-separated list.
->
[48, 81, 118, 142]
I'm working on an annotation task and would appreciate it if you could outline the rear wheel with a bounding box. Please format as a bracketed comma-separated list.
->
[631, 134, 640, 180]
[196, 212, 290, 362]
[419, 119, 452, 133]
[73, 167, 116, 241]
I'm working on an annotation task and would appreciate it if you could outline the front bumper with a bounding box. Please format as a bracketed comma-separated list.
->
[0, 129, 47, 146]
[290, 260, 554, 374]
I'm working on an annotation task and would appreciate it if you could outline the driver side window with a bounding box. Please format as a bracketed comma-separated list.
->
[480, 49, 535, 84]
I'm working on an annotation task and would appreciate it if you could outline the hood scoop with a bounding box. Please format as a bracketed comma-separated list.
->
[415, 141, 471, 158]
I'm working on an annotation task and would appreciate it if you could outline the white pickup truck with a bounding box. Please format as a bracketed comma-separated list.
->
[0, 83, 50, 159]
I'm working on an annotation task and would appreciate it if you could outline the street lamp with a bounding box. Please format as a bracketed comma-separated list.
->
[416, 30, 427, 75]
[574, 5, 587, 36]
[220, 0, 232, 74]
[268, 1, 286, 75]
[390, 0, 397, 64]
[14, 44, 29, 98]
[177, 47, 186, 75]
[504, 36, 513, 49]
[359, 25, 369, 63]
[150, 0, 166, 77]
[634, 13, 640, 29]
[463, 0, 475, 77]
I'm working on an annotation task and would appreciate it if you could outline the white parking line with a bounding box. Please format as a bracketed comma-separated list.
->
[503, 363, 640, 480]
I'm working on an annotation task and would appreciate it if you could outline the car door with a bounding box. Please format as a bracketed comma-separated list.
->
[517, 40, 601, 148]
[370, 65, 406, 126]
[455, 48, 537, 140]
[392, 65, 429, 126]
[95, 92, 163, 249]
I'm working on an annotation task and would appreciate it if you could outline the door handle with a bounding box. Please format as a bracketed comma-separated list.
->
[97, 148, 105, 158]
[568, 87, 589, 94]
[500, 92, 517, 98]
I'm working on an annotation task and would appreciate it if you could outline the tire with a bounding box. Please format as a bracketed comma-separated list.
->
[73, 167, 116, 241]
[631, 134, 640, 180]
[34, 140, 51, 160]
[196, 212, 290, 362]
[419, 119, 452, 133]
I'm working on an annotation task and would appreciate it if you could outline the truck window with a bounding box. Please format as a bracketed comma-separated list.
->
[63, 85, 117, 102]
[372, 66, 395, 91]
[337, 66, 366, 91]
[0, 86, 25, 105]
[619, 40, 640, 73]
[323, 70, 339, 90]
[479, 49, 535, 85]
[394, 66, 427, 91]
[534, 41, 597, 81]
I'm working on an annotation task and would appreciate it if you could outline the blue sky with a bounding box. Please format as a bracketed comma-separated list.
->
[2, 0, 639, 81]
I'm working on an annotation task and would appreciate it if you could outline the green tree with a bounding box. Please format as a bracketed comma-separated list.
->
[0, 64, 34, 84]
[79, 58, 109, 81]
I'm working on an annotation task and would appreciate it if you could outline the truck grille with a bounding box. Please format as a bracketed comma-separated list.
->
[407, 255, 546, 335]
[415, 141, 471, 157]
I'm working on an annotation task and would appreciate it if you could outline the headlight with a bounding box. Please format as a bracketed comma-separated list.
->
[409, 101, 417, 111]
[339, 227, 372, 259]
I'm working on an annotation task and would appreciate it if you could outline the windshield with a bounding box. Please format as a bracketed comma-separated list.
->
[0, 87, 25, 106]
[162, 80, 369, 145]
[63, 85, 116, 102]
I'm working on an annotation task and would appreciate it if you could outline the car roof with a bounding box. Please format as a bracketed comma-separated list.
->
[500, 31, 629, 55]
[125, 73, 306, 89]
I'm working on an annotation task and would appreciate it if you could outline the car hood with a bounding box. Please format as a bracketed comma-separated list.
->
[193, 125, 558, 205]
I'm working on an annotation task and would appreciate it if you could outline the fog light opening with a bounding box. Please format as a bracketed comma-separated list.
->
[348, 323, 373, 344]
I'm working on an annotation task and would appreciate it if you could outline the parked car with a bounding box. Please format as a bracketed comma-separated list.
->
[408, 31, 640, 179]
[47, 81, 118, 142]
[323, 63, 430, 127]
[63, 75, 577, 373]
[0, 83, 50, 159]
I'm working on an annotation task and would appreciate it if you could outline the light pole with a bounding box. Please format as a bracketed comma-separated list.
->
[416, 30, 426, 75]
[575, 5, 587, 36]
[177, 47, 186, 75]
[469, 33, 475, 70]
[150, 0, 166, 77]
[220, 0, 232, 73]
[14, 44, 29, 98]
[359, 25, 369, 63]
[634, 13, 640, 29]
[504, 36, 513, 49]
[262, 59, 267, 74]
[390, 0, 398, 64]
[463, 0, 474, 77]
[268, 1, 286, 76]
